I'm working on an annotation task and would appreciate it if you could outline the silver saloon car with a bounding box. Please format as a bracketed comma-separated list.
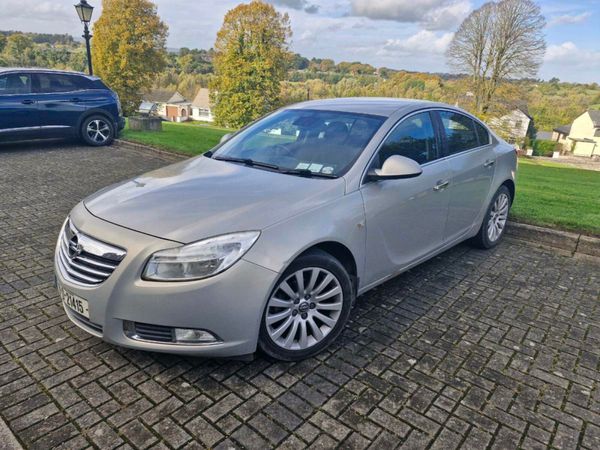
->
[55, 98, 517, 361]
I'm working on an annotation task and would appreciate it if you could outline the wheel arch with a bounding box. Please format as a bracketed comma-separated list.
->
[501, 179, 515, 203]
[297, 241, 358, 295]
[77, 109, 116, 136]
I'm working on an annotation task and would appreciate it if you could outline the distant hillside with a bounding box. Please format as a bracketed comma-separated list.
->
[0, 30, 76, 46]
[2, 30, 599, 131]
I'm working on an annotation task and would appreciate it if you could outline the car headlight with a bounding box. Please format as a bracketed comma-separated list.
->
[143, 231, 260, 281]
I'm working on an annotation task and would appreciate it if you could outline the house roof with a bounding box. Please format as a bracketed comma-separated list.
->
[588, 110, 600, 127]
[144, 89, 189, 104]
[515, 105, 532, 119]
[143, 89, 174, 103]
[192, 88, 211, 109]
[553, 124, 571, 135]
[167, 91, 189, 104]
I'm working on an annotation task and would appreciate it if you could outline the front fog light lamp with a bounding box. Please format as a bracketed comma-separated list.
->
[175, 328, 219, 343]
[143, 231, 260, 281]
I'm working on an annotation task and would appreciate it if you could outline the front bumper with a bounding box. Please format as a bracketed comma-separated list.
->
[55, 203, 279, 357]
[117, 117, 126, 131]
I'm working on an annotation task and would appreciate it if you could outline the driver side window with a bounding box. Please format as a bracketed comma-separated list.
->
[374, 112, 438, 167]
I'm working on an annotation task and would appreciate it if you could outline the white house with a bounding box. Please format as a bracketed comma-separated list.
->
[142, 90, 191, 122]
[191, 88, 214, 122]
[490, 106, 533, 145]
[566, 110, 600, 157]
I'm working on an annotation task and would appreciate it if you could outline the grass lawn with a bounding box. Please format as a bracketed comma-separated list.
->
[512, 158, 600, 236]
[121, 120, 231, 155]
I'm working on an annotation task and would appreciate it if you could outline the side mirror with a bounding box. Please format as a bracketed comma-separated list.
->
[219, 133, 232, 144]
[367, 155, 422, 181]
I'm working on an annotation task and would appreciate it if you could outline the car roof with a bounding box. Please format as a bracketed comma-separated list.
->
[0, 67, 100, 81]
[287, 97, 458, 118]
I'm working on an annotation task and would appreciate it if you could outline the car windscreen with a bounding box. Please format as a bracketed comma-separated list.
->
[215, 109, 386, 177]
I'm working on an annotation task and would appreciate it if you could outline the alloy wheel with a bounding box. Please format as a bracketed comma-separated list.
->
[265, 267, 343, 351]
[86, 119, 111, 144]
[487, 192, 509, 242]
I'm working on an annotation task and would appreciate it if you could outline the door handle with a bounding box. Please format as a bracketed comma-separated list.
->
[433, 180, 450, 191]
[21, 99, 36, 105]
[484, 159, 496, 168]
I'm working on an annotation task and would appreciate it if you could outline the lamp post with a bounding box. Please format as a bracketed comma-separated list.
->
[74, 0, 94, 75]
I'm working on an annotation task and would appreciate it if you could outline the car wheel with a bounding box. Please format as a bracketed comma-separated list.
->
[81, 115, 114, 147]
[258, 249, 354, 361]
[471, 185, 512, 249]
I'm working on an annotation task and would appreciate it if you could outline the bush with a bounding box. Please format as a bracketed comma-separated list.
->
[532, 139, 557, 156]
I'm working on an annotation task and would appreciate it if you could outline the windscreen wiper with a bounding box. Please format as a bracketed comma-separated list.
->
[279, 168, 338, 179]
[214, 156, 280, 170]
[214, 156, 337, 178]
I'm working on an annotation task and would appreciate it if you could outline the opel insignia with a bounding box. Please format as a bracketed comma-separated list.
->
[55, 98, 517, 361]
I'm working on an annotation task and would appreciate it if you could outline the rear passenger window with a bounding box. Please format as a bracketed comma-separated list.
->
[439, 111, 479, 155]
[0, 73, 32, 94]
[474, 121, 491, 146]
[374, 112, 439, 166]
[36, 74, 90, 93]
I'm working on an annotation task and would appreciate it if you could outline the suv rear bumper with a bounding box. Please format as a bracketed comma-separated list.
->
[117, 117, 126, 131]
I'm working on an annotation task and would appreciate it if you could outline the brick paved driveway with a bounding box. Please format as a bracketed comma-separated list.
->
[1, 141, 599, 450]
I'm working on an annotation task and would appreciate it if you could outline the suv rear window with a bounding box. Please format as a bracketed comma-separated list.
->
[36, 73, 92, 93]
[0, 73, 32, 95]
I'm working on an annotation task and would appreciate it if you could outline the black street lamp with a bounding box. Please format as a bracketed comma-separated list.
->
[74, 0, 94, 75]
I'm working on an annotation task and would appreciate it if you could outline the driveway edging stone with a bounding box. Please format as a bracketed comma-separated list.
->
[507, 221, 600, 257]
[115, 138, 188, 161]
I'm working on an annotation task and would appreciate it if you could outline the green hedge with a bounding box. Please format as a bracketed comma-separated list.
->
[532, 139, 557, 156]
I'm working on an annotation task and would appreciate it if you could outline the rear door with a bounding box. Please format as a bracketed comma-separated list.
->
[0, 72, 39, 136]
[436, 110, 496, 242]
[34, 73, 92, 132]
[360, 111, 452, 286]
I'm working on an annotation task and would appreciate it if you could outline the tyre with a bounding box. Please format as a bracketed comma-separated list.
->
[81, 115, 115, 146]
[470, 185, 512, 249]
[258, 249, 354, 361]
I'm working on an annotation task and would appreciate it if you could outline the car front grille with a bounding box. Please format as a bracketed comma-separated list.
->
[125, 322, 174, 343]
[56, 219, 126, 286]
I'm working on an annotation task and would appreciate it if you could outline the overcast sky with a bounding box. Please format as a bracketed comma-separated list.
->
[1, 0, 598, 83]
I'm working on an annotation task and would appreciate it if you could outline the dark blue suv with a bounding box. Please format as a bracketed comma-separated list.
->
[0, 68, 125, 146]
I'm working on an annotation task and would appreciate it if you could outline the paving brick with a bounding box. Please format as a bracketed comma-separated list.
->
[0, 142, 599, 449]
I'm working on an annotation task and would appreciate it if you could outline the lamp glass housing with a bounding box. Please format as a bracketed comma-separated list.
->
[75, 1, 94, 23]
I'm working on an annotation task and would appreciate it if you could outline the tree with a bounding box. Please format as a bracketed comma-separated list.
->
[446, 0, 546, 114]
[4, 33, 35, 66]
[0, 33, 6, 53]
[92, 0, 168, 115]
[211, 0, 292, 128]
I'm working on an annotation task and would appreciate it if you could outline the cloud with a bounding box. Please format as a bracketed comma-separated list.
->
[544, 42, 600, 67]
[268, 0, 320, 14]
[548, 12, 592, 27]
[380, 30, 454, 56]
[350, 0, 471, 30]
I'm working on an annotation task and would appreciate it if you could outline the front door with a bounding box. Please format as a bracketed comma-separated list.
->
[436, 111, 496, 242]
[0, 72, 39, 136]
[361, 111, 451, 287]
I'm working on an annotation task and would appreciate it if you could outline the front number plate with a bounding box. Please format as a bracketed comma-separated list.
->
[59, 286, 90, 319]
